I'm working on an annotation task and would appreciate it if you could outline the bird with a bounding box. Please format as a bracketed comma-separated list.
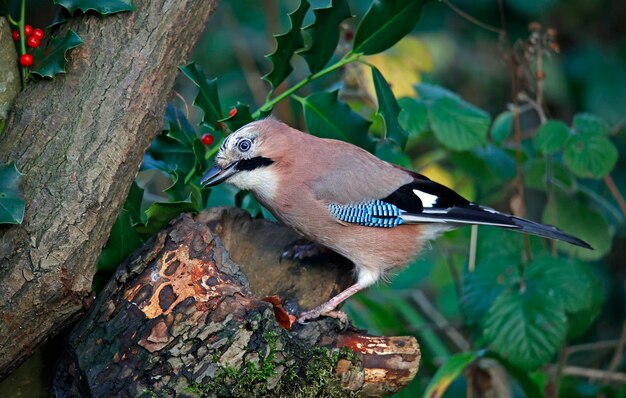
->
[200, 118, 591, 324]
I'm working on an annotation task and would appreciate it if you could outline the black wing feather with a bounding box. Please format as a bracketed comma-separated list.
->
[381, 175, 592, 249]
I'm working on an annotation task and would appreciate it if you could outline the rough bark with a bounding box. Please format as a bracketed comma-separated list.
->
[54, 208, 420, 397]
[0, 0, 217, 378]
[0, 17, 20, 119]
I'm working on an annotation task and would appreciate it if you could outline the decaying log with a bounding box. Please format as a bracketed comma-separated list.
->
[54, 207, 420, 397]
[0, 0, 217, 378]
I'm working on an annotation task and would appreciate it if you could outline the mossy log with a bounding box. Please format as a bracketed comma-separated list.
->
[53, 207, 420, 397]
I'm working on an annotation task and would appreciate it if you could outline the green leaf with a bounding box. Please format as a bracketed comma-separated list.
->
[543, 193, 612, 260]
[428, 97, 490, 151]
[484, 286, 567, 369]
[353, 0, 429, 55]
[482, 352, 545, 398]
[135, 200, 198, 236]
[415, 82, 460, 101]
[297, 90, 374, 152]
[148, 135, 195, 175]
[563, 134, 617, 179]
[461, 256, 520, 325]
[572, 113, 610, 136]
[30, 30, 84, 78]
[124, 181, 145, 225]
[224, 103, 253, 131]
[375, 139, 411, 167]
[371, 67, 408, 149]
[524, 158, 576, 192]
[54, 0, 133, 15]
[535, 120, 569, 154]
[299, 0, 352, 74]
[473, 145, 516, 181]
[180, 63, 223, 126]
[491, 111, 513, 143]
[0, 162, 25, 224]
[97, 209, 142, 272]
[526, 256, 592, 313]
[165, 104, 196, 148]
[422, 352, 478, 398]
[263, 0, 310, 90]
[398, 98, 427, 137]
[566, 266, 603, 340]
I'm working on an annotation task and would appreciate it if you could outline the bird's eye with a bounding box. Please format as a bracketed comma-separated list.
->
[238, 139, 252, 152]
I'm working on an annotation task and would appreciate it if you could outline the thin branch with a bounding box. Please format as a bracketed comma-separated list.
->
[566, 339, 622, 355]
[468, 225, 477, 272]
[604, 174, 626, 218]
[557, 366, 626, 383]
[606, 320, 626, 378]
[411, 291, 471, 351]
[441, 0, 503, 34]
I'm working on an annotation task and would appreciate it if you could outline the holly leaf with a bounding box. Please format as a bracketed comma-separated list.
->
[353, 0, 429, 55]
[30, 30, 83, 78]
[164, 104, 196, 148]
[180, 63, 223, 127]
[534, 120, 569, 155]
[124, 181, 145, 225]
[135, 199, 199, 236]
[297, 90, 374, 152]
[54, 0, 133, 15]
[375, 139, 411, 168]
[423, 352, 478, 398]
[223, 102, 253, 131]
[484, 285, 567, 369]
[299, 0, 352, 74]
[372, 66, 408, 149]
[0, 162, 25, 225]
[97, 209, 142, 272]
[148, 135, 195, 175]
[263, 0, 310, 90]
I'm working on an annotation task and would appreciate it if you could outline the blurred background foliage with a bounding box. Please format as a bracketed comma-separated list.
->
[1, 0, 625, 397]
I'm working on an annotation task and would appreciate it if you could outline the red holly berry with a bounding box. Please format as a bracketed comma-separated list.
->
[24, 25, 33, 36]
[229, 108, 237, 117]
[12, 30, 20, 41]
[26, 36, 40, 48]
[19, 54, 33, 67]
[32, 28, 44, 40]
[201, 134, 214, 146]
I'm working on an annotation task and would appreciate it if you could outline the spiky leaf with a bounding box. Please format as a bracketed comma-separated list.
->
[97, 210, 142, 272]
[372, 66, 408, 149]
[299, 0, 352, 73]
[30, 30, 83, 78]
[0, 162, 25, 224]
[54, 0, 133, 15]
[297, 90, 374, 152]
[353, 0, 429, 55]
[263, 0, 310, 90]
[180, 63, 223, 126]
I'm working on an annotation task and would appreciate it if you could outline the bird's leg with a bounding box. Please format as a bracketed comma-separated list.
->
[297, 283, 363, 324]
[280, 239, 329, 262]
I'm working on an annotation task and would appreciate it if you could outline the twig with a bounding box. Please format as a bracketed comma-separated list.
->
[468, 225, 477, 272]
[557, 366, 626, 383]
[411, 291, 471, 351]
[604, 174, 626, 218]
[566, 339, 622, 355]
[441, 0, 503, 34]
[606, 320, 626, 380]
[553, 346, 568, 396]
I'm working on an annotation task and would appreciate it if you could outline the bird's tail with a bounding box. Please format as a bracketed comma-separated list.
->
[400, 205, 592, 249]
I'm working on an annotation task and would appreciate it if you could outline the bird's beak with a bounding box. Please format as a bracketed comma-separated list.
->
[200, 161, 239, 187]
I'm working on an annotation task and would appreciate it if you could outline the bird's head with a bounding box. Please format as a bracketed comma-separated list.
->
[200, 120, 280, 193]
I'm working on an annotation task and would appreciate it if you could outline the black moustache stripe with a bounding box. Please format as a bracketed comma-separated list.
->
[235, 156, 275, 171]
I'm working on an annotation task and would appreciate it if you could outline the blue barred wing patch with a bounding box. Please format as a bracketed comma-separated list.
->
[328, 200, 404, 228]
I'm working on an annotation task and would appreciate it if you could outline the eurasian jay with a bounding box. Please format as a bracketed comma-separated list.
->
[201, 119, 591, 323]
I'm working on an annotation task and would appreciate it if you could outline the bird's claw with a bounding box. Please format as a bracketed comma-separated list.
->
[280, 240, 325, 263]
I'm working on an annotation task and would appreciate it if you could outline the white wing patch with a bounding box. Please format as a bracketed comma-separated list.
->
[413, 189, 438, 208]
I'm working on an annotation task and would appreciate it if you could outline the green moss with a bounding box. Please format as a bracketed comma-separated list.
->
[186, 323, 360, 398]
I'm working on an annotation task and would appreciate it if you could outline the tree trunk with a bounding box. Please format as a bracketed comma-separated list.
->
[53, 208, 420, 397]
[0, 0, 217, 378]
